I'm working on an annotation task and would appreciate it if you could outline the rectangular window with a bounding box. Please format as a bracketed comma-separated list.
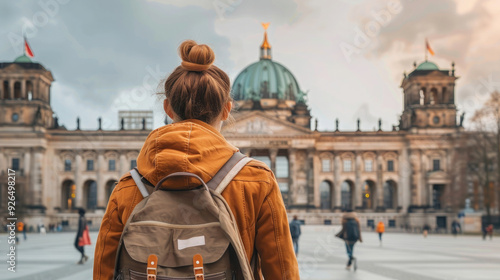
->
[64, 159, 71, 171]
[276, 156, 289, 178]
[387, 160, 394, 172]
[343, 159, 352, 172]
[432, 159, 440, 171]
[11, 158, 20, 171]
[253, 156, 271, 169]
[322, 159, 331, 172]
[367, 219, 374, 228]
[365, 160, 373, 172]
[278, 182, 289, 208]
[130, 159, 137, 169]
[389, 219, 396, 228]
[109, 159, 116, 171]
[87, 159, 94, 171]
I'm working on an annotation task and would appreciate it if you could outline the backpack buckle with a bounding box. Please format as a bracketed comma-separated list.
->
[147, 254, 158, 280]
[193, 254, 204, 280]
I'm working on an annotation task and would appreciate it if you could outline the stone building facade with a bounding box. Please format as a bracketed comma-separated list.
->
[0, 33, 485, 232]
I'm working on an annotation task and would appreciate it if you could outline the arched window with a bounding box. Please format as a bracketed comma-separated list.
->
[320, 181, 332, 209]
[106, 180, 118, 203]
[14, 82, 21, 99]
[362, 180, 375, 209]
[430, 88, 438, 104]
[26, 81, 33, 101]
[383, 180, 397, 209]
[442, 87, 448, 103]
[84, 180, 98, 210]
[3, 81, 9, 99]
[61, 180, 76, 210]
[341, 181, 353, 210]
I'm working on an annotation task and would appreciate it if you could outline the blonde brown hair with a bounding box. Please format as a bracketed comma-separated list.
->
[162, 40, 231, 124]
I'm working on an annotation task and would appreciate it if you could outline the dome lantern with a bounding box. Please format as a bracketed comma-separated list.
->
[260, 22, 272, 60]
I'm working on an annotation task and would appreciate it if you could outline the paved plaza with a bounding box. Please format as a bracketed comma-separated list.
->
[0, 226, 499, 280]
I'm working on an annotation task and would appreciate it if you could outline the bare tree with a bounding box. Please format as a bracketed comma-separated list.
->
[468, 91, 500, 221]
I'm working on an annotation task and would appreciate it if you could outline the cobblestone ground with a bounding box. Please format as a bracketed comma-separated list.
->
[0, 226, 499, 280]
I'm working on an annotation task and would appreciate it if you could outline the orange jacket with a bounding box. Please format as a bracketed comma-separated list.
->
[376, 222, 385, 233]
[93, 119, 299, 280]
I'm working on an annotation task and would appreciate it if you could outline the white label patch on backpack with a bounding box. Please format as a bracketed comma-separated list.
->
[177, 236, 205, 250]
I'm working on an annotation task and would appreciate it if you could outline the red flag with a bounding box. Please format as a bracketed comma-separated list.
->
[24, 37, 34, 58]
[426, 39, 435, 56]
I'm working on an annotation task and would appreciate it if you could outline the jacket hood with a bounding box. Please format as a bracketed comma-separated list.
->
[136, 119, 238, 190]
[342, 212, 358, 220]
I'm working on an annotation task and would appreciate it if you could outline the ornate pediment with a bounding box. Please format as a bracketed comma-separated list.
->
[222, 111, 311, 136]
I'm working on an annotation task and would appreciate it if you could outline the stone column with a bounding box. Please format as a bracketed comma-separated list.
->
[31, 148, 44, 208]
[421, 152, 428, 206]
[34, 80, 39, 100]
[428, 184, 433, 208]
[8, 80, 14, 99]
[269, 148, 278, 174]
[444, 149, 453, 210]
[333, 153, 342, 210]
[399, 149, 410, 213]
[96, 152, 106, 209]
[306, 148, 315, 208]
[355, 152, 363, 209]
[75, 153, 83, 208]
[376, 152, 384, 211]
[21, 80, 26, 99]
[119, 153, 128, 177]
[0, 149, 5, 174]
[23, 151, 31, 177]
[288, 148, 296, 207]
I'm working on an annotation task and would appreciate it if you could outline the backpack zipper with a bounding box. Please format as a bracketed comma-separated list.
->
[129, 221, 221, 229]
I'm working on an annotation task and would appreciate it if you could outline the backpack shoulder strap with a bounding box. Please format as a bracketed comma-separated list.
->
[130, 167, 150, 198]
[207, 152, 252, 194]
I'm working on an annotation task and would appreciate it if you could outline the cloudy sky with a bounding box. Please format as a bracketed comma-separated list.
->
[1, 0, 500, 131]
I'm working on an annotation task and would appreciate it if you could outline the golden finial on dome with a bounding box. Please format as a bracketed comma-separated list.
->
[260, 22, 272, 59]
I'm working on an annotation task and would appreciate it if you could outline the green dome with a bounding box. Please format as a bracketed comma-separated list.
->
[232, 59, 303, 102]
[416, 61, 439, 70]
[14, 55, 33, 63]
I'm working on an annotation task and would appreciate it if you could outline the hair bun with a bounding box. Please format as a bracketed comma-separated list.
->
[179, 40, 215, 72]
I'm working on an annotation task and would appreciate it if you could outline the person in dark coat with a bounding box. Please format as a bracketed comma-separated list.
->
[75, 208, 89, 264]
[289, 215, 302, 256]
[336, 209, 362, 271]
[451, 220, 461, 237]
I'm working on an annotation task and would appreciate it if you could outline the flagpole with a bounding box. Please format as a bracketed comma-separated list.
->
[425, 39, 427, 61]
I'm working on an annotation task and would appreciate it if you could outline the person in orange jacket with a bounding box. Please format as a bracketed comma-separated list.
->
[93, 40, 299, 280]
[376, 221, 385, 245]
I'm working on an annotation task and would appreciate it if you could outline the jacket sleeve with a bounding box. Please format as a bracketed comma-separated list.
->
[255, 174, 299, 280]
[76, 217, 84, 238]
[357, 219, 362, 242]
[93, 190, 124, 280]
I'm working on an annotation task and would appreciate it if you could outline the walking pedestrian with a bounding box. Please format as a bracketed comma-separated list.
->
[423, 224, 430, 238]
[289, 215, 302, 256]
[75, 208, 89, 264]
[23, 223, 27, 240]
[93, 40, 299, 280]
[486, 224, 494, 240]
[451, 220, 461, 237]
[17, 221, 27, 241]
[336, 209, 362, 271]
[376, 221, 385, 245]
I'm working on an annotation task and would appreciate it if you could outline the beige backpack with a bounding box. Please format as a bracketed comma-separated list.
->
[113, 152, 255, 280]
